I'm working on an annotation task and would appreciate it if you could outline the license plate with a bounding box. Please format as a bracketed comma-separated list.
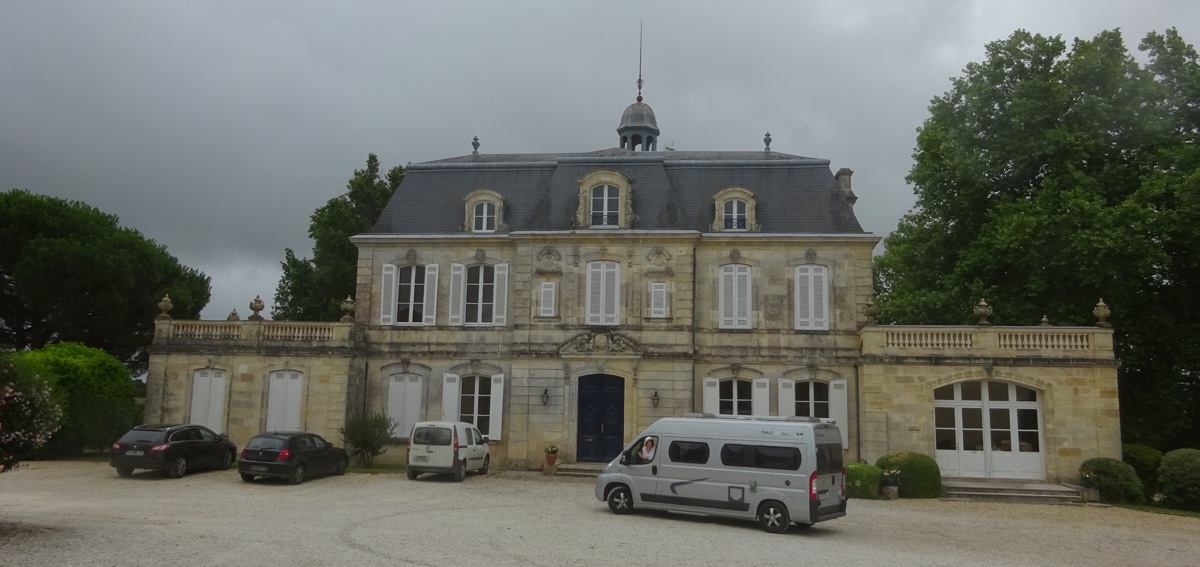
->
[125, 450, 144, 456]
[250, 465, 268, 472]
[414, 456, 428, 462]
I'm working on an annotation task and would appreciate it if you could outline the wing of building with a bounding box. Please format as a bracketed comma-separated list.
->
[146, 94, 1120, 483]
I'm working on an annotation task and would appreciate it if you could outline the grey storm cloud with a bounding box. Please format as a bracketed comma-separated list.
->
[2, 0, 1198, 319]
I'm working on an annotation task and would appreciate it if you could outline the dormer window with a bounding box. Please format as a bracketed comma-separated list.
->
[463, 190, 505, 233]
[712, 187, 760, 232]
[591, 185, 619, 227]
[574, 170, 636, 229]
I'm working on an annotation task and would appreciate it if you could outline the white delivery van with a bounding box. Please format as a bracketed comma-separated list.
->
[594, 414, 846, 533]
[406, 421, 490, 482]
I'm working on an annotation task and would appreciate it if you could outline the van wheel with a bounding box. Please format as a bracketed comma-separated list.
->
[479, 456, 490, 475]
[453, 460, 465, 482]
[407, 469, 418, 480]
[758, 501, 790, 534]
[607, 486, 633, 514]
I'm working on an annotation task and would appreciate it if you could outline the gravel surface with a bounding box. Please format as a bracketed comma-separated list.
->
[2, 460, 1199, 567]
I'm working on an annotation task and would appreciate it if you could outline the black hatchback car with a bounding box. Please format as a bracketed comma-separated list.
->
[110, 424, 238, 478]
[238, 431, 349, 484]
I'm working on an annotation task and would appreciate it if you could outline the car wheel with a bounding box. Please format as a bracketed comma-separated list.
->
[240, 473, 255, 482]
[758, 501, 790, 534]
[288, 464, 305, 485]
[221, 451, 234, 470]
[335, 457, 347, 476]
[453, 459, 465, 482]
[479, 455, 490, 475]
[167, 456, 188, 478]
[607, 486, 633, 514]
[406, 469, 418, 480]
[116, 467, 134, 477]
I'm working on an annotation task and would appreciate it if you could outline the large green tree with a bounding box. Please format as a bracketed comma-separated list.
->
[273, 153, 404, 321]
[0, 190, 211, 369]
[875, 28, 1200, 450]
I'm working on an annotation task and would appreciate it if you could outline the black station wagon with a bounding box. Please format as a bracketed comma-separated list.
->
[238, 431, 349, 484]
[110, 424, 238, 478]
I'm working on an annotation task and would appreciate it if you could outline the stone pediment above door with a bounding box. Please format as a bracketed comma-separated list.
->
[558, 330, 642, 357]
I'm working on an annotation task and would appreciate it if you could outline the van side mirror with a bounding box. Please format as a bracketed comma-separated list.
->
[326, 442, 333, 448]
[218, 433, 229, 440]
[482, 436, 489, 444]
[619, 453, 628, 466]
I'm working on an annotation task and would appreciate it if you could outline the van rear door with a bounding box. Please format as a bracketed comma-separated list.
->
[811, 433, 847, 521]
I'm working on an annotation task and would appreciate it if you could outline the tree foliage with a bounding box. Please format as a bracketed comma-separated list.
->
[0, 190, 211, 369]
[338, 411, 397, 467]
[0, 354, 64, 473]
[273, 154, 404, 321]
[874, 28, 1200, 449]
[13, 343, 137, 457]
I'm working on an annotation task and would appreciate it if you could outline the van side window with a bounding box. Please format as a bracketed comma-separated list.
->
[816, 442, 844, 474]
[720, 444, 802, 471]
[666, 440, 710, 465]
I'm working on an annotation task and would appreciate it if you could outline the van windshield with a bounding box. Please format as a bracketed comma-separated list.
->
[816, 443, 844, 475]
[412, 426, 452, 446]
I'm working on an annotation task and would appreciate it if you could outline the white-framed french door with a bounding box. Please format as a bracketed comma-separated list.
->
[934, 380, 1044, 479]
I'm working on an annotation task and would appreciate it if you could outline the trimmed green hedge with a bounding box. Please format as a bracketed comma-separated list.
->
[846, 463, 882, 499]
[1159, 448, 1200, 511]
[1122, 443, 1162, 500]
[874, 452, 942, 498]
[1080, 457, 1144, 504]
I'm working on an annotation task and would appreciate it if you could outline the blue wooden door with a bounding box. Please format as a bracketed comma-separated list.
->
[577, 375, 624, 463]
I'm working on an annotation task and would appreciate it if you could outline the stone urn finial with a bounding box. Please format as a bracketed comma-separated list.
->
[1039, 314, 1051, 326]
[1093, 299, 1112, 328]
[973, 298, 993, 326]
[227, 309, 241, 321]
[248, 295, 265, 321]
[156, 294, 173, 320]
[340, 296, 355, 322]
[860, 296, 879, 325]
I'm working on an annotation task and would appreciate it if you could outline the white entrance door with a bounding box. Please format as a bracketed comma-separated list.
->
[934, 381, 1044, 479]
[267, 371, 304, 431]
[190, 369, 228, 434]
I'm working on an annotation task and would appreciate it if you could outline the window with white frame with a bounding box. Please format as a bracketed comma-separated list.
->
[266, 370, 304, 431]
[649, 282, 668, 318]
[586, 260, 620, 325]
[473, 202, 496, 232]
[794, 265, 829, 330]
[449, 263, 508, 326]
[387, 374, 422, 438]
[441, 372, 505, 440]
[719, 379, 752, 415]
[380, 264, 438, 326]
[591, 185, 620, 226]
[539, 281, 556, 317]
[794, 381, 830, 418]
[723, 199, 747, 230]
[719, 264, 752, 329]
[711, 188, 759, 232]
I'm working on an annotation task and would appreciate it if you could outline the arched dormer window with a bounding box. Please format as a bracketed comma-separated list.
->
[574, 170, 636, 229]
[463, 190, 506, 233]
[712, 187, 760, 232]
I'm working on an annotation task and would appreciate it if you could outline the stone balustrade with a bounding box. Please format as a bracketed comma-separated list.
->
[861, 325, 1112, 359]
[154, 319, 352, 346]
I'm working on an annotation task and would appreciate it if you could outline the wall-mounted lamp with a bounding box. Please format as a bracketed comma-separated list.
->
[651, 391, 660, 408]
[541, 388, 549, 405]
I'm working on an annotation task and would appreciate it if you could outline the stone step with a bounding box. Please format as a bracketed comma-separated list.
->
[942, 479, 1084, 504]
[552, 463, 606, 478]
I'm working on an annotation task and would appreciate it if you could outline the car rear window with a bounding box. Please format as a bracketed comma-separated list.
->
[816, 442, 844, 475]
[247, 437, 286, 450]
[412, 426, 452, 446]
[118, 429, 166, 443]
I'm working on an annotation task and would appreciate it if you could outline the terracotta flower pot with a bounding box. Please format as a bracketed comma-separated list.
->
[546, 453, 558, 466]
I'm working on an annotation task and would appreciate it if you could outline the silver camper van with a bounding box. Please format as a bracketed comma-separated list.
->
[594, 414, 846, 533]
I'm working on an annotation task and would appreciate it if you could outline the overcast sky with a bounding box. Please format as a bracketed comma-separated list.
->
[3, 1, 1198, 320]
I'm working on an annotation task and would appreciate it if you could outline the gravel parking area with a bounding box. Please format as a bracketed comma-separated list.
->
[2, 460, 1199, 567]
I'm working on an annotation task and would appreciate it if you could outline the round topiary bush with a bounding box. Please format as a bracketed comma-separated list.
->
[874, 452, 942, 498]
[846, 463, 882, 499]
[1080, 457, 1144, 504]
[1122, 443, 1162, 500]
[1158, 448, 1200, 512]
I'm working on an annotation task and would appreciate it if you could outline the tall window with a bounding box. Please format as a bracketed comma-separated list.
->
[449, 263, 507, 326]
[794, 381, 830, 418]
[465, 265, 495, 324]
[723, 199, 747, 230]
[719, 264, 752, 329]
[591, 185, 619, 226]
[794, 265, 829, 330]
[190, 369, 228, 434]
[586, 261, 620, 325]
[387, 374, 422, 438]
[649, 282, 668, 318]
[473, 202, 496, 232]
[459, 375, 492, 434]
[267, 370, 304, 431]
[719, 379, 752, 416]
[397, 266, 426, 324]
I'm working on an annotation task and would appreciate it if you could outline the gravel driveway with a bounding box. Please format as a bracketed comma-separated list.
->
[2, 460, 1198, 567]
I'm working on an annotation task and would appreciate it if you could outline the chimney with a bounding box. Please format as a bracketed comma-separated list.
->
[834, 168, 857, 208]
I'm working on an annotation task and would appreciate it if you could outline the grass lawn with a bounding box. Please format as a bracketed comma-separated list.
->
[1114, 503, 1200, 519]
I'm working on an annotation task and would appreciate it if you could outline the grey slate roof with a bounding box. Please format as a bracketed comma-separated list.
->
[370, 147, 865, 234]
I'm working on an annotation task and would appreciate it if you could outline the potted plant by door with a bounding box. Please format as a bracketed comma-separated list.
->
[544, 444, 559, 466]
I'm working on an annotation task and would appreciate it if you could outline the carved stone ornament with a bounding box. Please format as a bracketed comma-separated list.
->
[227, 309, 241, 321]
[805, 248, 818, 264]
[400, 358, 411, 373]
[729, 249, 741, 264]
[470, 359, 481, 373]
[644, 246, 674, 277]
[730, 363, 741, 377]
[1039, 315, 1051, 326]
[340, 296, 355, 322]
[973, 298, 993, 326]
[405, 249, 419, 265]
[559, 330, 642, 355]
[535, 247, 562, 275]
[156, 294, 173, 320]
[249, 295, 265, 321]
[861, 297, 879, 325]
[475, 249, 487, 264]
[1093, 299, 1112, 328]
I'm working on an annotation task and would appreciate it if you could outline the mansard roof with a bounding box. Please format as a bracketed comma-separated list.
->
[369, 147, 865, 235]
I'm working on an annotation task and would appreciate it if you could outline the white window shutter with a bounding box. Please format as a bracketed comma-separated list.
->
[752, 378, 770, 416]
[735, 266, 751, 328]
[488, 373, 505, 440]
[720, 266, 735, 327]
[266, 372, 288, 431]
[403, 375, 421, 436]
[285, 372, 303, 430]
[441, 373, 460, 422]
[422, 264, 439, 326]
[602, 262, 619, 325]
[207, 371, 227, 434]
[386, 375, 403, 429]
[813, 266, 828, 329]
[449, 264, 465, 326]
[190, 370, 212, 429]
[703, 377, 719, 414]
[586, 262, 602, 324]
[779, 379, 796, 418]
[539, 282, 556, 317]
[795, 266, 812, 329]
[493, 263, 509, 326]
[650, 283, 667, 318]
[380, 264, 397, 325]
[830, 379, 849, 447]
